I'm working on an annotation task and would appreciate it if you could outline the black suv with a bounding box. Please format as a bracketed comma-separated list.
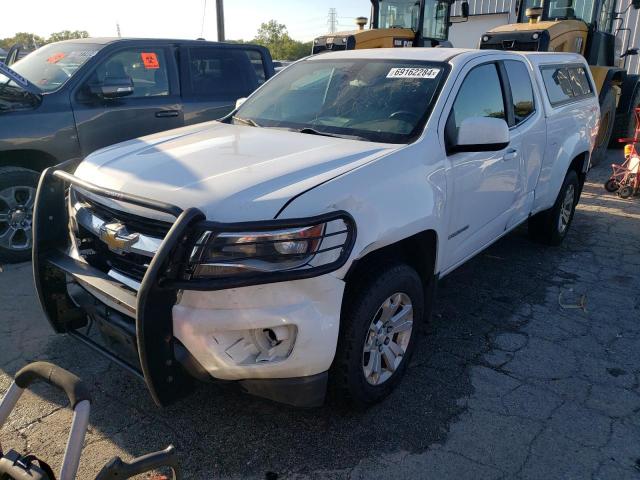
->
[0, 38, 274, 262]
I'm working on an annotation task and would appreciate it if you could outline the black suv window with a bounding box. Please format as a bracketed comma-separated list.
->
[447, 63, 506, 144]
[88, 48, 170, 98]
[187, 47, 261, 99]
[540, 64, 593, 106]
[504, 60, 535, 125]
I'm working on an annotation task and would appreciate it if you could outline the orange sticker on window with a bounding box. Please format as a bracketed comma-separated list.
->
[47, 53, 66, 64]
[141, 52, 160, 69]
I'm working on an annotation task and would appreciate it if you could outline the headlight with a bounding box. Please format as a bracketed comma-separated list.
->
[482, 35, 490, 43]
[186, 213, 356, 282]
[532, 32, 540, 40]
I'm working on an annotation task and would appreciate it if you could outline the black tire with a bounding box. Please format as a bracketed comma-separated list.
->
[331, 263, 424, 407]
[528, 169, 580, 246]
[604, 178, 620, 192]
[611, 87, 640, 148]
[0, 167, 40, 264]
[619, 185, 634, 198]
[592, 89, 616, 165]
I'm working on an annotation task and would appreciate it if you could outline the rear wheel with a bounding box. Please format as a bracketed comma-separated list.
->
[592, 89, 616, 166]
[331, 263, 424, 406]
[0, 167, 40, 264]
[611, 87, 640, 147]
[528, 170, 579, 246]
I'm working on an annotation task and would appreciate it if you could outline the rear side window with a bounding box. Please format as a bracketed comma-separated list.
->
[187, 47, 262, 99]
[504, 60, 535, 125]
[449, 63, 506, 132]
[540, 64, 593, 106]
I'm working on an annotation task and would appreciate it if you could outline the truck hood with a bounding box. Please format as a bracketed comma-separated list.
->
[75, 121, 398, 222]
[0, 61, 42, 95]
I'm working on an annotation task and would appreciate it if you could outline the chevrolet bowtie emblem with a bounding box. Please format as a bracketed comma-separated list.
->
[99, 222, 139, 254]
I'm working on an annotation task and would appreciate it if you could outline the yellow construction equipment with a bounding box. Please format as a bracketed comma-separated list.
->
[312, 0, 469, 54]
[480, 0, 640, 163]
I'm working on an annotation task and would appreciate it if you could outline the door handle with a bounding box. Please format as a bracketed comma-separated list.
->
[155, 110, 180, 118]
[502, 149, 519, 161]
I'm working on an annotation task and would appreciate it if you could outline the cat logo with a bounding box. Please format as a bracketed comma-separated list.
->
[99, 222, 139, 254]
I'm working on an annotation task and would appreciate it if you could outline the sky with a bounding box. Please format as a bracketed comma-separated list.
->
[1, 0, 373, 43]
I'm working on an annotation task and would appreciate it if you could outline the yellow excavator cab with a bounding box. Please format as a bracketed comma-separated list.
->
[312, 0, 467, 54]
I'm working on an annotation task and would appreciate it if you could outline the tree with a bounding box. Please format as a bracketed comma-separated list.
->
[250, 20, 312, 61]
[48, 30, 89, 43]
[1, 30, 90, 51]
[0, 32, 45, 50]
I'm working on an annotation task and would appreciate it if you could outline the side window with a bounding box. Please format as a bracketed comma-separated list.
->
[89, 48, 169, 98]
[568, 66, 592, 96]
[187, 47, 260, 99]
[245, 49, 267, 86]
[504, 60, 535, 126]
[541, 65, 593, 106]
[447, 63, 506, 144]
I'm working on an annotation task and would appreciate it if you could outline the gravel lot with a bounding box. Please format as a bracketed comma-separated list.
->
[0, 153, 639, 479]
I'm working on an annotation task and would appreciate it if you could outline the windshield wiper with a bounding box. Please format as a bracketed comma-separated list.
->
[232, 116, 261, 128]
[298, 127, 367, 141]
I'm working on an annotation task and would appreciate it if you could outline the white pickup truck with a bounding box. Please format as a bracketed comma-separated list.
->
[33, 48, 599, 408]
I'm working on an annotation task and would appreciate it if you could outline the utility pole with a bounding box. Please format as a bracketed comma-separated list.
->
[327, 8, 338, 34]
[116, 22, 121, 38]
[216, 0, 225, 42]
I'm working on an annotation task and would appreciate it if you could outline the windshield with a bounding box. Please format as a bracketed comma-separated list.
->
[519, 0, 596, 23]
[233, 59, 447, 144]
[7, 42, 100, 93]
[377, 0, 422, 29]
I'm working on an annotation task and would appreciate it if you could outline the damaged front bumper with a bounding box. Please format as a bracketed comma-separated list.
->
[32, 165, 355, 407]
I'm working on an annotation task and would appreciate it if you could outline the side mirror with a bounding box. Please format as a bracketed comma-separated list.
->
[633, 0, 640, 9]
[88, 77, 134, 99]
[452, 117, 510, 153]
[622, 47, 639, 57]
[235, 97, 247, 109]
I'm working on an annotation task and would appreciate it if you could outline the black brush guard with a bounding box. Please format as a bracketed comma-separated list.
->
[32, 164, 355, 407]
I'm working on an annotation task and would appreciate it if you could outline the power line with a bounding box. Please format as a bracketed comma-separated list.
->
[327, 8, 338, 34]
[200, 0, 207, 38]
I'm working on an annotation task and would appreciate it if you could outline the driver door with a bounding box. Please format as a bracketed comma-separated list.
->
[442, 62, 522, 272]
[71, 46, 184, 157]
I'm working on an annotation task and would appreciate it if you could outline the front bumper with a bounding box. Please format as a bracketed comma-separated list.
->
[32, 165, 353, 407]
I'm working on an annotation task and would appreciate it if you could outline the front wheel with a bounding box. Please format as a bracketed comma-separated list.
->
[0, 167, 40, 264]
[331, 263, 424, 406]
[604, 178, 620, 192]
[528, 170, 580, 246]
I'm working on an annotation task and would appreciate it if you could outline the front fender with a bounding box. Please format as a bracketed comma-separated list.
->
[276, 143, 448, 277]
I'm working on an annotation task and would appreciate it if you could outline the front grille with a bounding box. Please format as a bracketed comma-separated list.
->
[79, 230, 151, 282]
[78, 192, 172, 237]
[73, 192, 173, 283]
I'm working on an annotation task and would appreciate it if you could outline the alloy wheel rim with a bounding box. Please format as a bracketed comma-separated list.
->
[558, 184, 575, 234]
[362, 292, 414, 386]
[0, 186, 36, 251]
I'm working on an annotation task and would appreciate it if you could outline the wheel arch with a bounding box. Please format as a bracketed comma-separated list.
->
[344, 229, 438, 294]
[0, 150, 58, 173]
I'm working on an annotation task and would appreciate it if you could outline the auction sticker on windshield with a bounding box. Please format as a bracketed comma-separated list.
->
[387, 67, 440, 79]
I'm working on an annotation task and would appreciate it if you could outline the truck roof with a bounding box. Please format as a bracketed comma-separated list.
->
[307, 47, 586, 66]
[49, 37, 253, 48]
